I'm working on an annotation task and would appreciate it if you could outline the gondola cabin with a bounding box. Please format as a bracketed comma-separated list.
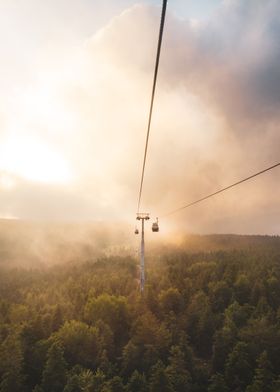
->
[152, 218, 159, 232]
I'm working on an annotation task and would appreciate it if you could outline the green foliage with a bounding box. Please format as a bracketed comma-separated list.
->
[149, 361, 173, 392]
[123, 310, 171, 372]
[54, 320, 100, 368]
[246, 351, 275, 392]
[0, 332, 25, 392]
[41, 342, 67, 392]
[63, 367, 106, 392]
[84, 294, 129, 352]
[225, 342, 253, 390]
[187, 291, 217, 357]
[1, 235, 280, 391]
[63, 374, 82, 392]
[126, 370, 147, 392]
[166, 345, 191, 391]
[209, 280, 232, 312]
[103, 376, 125, 392]
[33, 386, 44, 392]
[91, 369, 106, 392]
[208, 373, 229, 392]
[234, 275, 251, 305]
[159, 287, 184, 315]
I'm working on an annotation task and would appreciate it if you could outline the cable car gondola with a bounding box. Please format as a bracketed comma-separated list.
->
[152, 218, 159, 232]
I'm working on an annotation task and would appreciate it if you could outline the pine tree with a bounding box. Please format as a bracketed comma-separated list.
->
[100, 376, 125, 392]
[126, 370, 147, 392]
[246, 351, 275, 392]
[33, 386, 44, 392]
[225, 342, 253, 391]
[149, 361, 173, 392]
[91, 369, 106, 392]
[42, 342, 67, 392]
[0, 333, 26, 392]
[63, 374, 82, 392]
[208, 373, 229, 392]
[272, 375, 280, 392]
[79, 369, 95, 392]
[0, 372, 25, 392]
[52, 306, 63, 332]
[166, 346, 191, 392]
[107, 376, 125, 392]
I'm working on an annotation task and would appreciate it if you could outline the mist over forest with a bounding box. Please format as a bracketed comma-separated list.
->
[1, 219, 279, 269]
[0, 219, 134, 269]
[1, 229, 280, 391]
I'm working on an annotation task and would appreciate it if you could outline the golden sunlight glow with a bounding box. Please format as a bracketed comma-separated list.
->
[0, 173, 16, 190]
[0, 137, 72, 184]
[21, 83, 77, 136]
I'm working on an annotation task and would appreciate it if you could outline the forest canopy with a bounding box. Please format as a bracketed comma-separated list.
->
[1, 233, 280, 391]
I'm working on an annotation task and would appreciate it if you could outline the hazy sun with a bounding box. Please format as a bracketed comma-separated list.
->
[0, 137, 72, 184]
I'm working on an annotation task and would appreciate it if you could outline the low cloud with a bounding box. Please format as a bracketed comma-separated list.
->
[0, 1, 280, 234]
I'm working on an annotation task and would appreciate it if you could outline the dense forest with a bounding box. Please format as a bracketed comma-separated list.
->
[1, 232, 280, 391]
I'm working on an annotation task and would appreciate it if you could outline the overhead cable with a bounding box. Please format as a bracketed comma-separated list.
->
[161, 162, 280, 217]
[137, 0, 168, 213]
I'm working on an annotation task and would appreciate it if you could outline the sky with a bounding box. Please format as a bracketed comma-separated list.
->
[0, 0, 280, 234]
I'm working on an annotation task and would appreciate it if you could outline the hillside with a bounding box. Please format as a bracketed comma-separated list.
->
[1, 233, 280, 391]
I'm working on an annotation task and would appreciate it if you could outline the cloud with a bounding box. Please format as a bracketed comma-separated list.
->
[1, 1, 280, 234]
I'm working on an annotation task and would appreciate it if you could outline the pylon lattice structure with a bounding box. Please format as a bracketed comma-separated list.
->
[136, 213, 150, 292]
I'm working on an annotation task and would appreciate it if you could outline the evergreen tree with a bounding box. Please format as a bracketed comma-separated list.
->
[42, 342, 67, 392]
[91, 369, 106, 392]
[99, 349, 115, 378]
[63, 374, 82, 392]
[79, 369, 95, 392]
[0, 372, 25, 392]
[101, 376, 125, 392]
[33, 386, 44, 392]
[149, 361, 173, 392]
[234, 275, 250, 305]
[212, 327, 236, 373]
[208, 373, 229, 392]
[126, 370, 147, 392]
[55, 320, 100, 369]
[225, 342, 253, 391]
[52, 306, 64, 332]
[246, 351, 275, 392]
[21, 321, 43, 389]
[63, 368, 104, 392]
[166, 345, 191, 391]
[272, 375, 280, 392]
[0, 333, 26, 392]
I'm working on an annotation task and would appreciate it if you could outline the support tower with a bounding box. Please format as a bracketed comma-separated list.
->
[136, 213, 150, 292]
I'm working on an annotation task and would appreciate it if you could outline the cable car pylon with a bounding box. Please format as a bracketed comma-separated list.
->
[136, 213, 150, 293]
[135, 213, 159, 292]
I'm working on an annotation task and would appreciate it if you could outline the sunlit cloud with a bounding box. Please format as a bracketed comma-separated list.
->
[0, 1, 279, 233]
[0, 137, 72, 184]
[0, 172, 17, 191]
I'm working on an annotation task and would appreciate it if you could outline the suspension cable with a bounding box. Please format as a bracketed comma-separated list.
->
[161, 162, 280, 217]
[136, 0, 168, 213]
